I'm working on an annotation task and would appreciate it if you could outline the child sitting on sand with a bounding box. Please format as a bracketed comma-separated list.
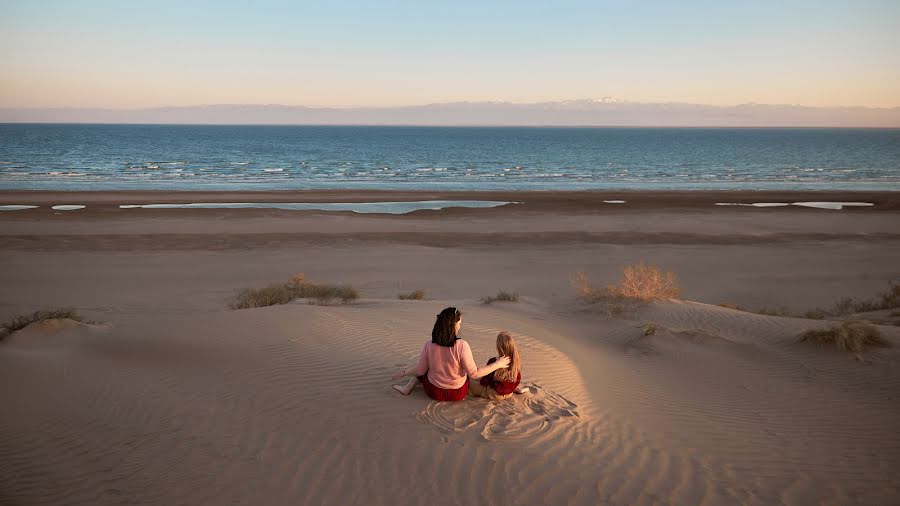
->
[469, 331, 527, 399]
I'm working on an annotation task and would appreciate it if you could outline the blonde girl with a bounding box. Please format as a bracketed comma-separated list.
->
[469, 331, 527, 400]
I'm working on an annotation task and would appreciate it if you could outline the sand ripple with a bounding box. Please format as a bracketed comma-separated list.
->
[416, 383, 579, 442]
[3, 301, 898, 505]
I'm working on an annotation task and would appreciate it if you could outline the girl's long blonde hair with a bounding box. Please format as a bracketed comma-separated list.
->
[493, 331, 521, 382]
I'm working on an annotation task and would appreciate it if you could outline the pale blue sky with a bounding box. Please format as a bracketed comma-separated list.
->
[1, 0, 898, 108]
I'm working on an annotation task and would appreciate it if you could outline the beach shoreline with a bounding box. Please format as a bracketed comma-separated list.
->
[2, 188, 899, 208]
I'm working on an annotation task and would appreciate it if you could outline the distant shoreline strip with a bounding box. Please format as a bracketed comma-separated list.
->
[117, 200, 518, 214]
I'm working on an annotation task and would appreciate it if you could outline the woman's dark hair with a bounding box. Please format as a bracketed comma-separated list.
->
[431, 307, 462, 347]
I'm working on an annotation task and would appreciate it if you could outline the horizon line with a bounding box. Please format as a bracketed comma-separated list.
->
[4, 100, 898, 128]
[3, 122, 900, 129]
[4, 100, 900, 111]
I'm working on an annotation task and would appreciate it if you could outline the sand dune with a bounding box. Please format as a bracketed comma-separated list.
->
[2, 299, 898, 505]
[2, 190, 898, 504]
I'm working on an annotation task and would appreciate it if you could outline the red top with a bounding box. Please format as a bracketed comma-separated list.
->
[479, 357, 521, 395]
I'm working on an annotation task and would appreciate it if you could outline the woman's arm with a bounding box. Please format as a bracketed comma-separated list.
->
[392, 342, 429, 380]
[470, 355, 510, 379]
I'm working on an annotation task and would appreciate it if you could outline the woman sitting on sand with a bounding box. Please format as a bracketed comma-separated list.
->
[469, 331, 526, 399]
[392, 307, 510, 401]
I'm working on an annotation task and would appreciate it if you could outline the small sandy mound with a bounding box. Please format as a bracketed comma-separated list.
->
[625, 323, 736, 356]
[3, 318, 92, 348]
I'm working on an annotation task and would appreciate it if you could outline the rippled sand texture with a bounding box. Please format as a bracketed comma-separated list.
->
[2, 299, 899, 505]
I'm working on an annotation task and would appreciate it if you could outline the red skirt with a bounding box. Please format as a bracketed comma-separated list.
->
[418, 374, 469, 402]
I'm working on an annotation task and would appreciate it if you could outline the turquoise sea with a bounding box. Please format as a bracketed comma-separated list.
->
[1, 124, 898, 191]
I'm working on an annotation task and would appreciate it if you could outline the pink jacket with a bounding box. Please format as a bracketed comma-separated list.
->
[411, 339, 478, 389]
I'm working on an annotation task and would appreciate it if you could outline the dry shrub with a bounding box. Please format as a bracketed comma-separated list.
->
[571, 271, 619, 300]
[798, 321, 890, 353]
[481, 290, 519, 304]
[571, 271, 593, 298]
[891, 310, 900, 318]
[619, 262, 681, 300]
[398, 289, 426, 300]
[828, 281, 900, 316]
[718, 303, 745, 311]
[571, 270, 639, 317]
[230, 275, 358, 309]
[1, 308, 84, 340]
[230, 284, 295, 309]
[642, 323, 658, 336]
[289, 272, 306, 286]
[573, 263, 680, 302]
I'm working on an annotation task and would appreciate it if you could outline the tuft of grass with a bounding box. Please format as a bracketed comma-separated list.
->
[828, 281, 900, 316]
[1, 308, 84, 340]
[798, 321, 890, 353]
[398, 289, 426, 301]
[230, 283, 297, 309]
[642, 323, 658, 336]
[774, 281, 900, 320]
[718, 303, 745, 311]
[481, 290, 520, 304]
[300, 283, 359, 306]
[230, 275, 358, 309]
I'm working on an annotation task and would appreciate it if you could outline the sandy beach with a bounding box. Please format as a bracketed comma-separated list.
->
[2, 190, 899, 505]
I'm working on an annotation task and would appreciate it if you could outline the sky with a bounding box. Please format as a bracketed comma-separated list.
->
[1, 0, 899, 109]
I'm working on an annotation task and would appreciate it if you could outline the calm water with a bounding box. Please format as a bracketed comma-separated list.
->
[1, 124, 898, 191]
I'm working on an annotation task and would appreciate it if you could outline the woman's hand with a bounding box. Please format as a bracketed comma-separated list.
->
[392, 368, 408, 380]
[494, 355, 511, 369]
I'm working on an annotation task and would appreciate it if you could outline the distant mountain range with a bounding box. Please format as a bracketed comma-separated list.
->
[2, 99, 899, 127]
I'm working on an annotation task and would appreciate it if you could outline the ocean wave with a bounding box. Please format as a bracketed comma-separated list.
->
[47, 171, 87, 177]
